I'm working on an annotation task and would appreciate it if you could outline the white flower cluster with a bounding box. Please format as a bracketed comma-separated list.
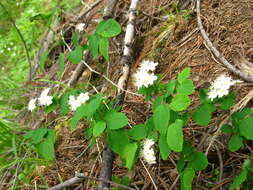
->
[76, 23, 85, 32]
[142, 139, 156, 165]
[28, 88, 53, 112]
[208, 75, 242, 101]
[135, 60, 158, 89]
[68, 92, 89, 111]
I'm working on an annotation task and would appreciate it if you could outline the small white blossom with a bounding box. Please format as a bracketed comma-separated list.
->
[68, 92, 90, 111]
[38, 88, 53, 106]
[142, 139, 156, 165]
[76, 23, 85, 32]
[77, 92, 89, 104]
[135, 71, 157, 89]
[28, 98, 37, 112]
[139, 60, 158, 72]
[208, 75, 242, 101]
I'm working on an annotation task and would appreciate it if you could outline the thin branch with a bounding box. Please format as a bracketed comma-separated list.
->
[47, 173, 136, 190]
[0, 2, 32, 81]
[196, 0, 253, 82]
[140, 160, 158, 190]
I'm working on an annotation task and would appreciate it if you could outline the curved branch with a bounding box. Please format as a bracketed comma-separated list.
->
[196, 0, 253, 82]
[0, 2, 32, 80]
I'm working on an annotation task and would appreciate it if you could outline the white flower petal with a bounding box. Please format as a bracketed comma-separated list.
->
[28, 98, 37, 112]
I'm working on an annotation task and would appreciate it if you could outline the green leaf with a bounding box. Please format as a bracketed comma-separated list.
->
[167, 119, 184, 152]
[232, 108, 252, 121]
[220, 93, 235, 110]
[72, 32, 79, 47]
[93, 120, 106, 137]
[239, 117, 253, 140]
[170, 94, 191, 111]
[177, 79, 194, 95]
[99, 37, 109, 61]
[96, 19, 121, 37]
[189, 152, 208, 171]
[85, 127, 93, 140]
[152, 96, 164, 112]
[228, 135, 243, 152]
[68, 45, 83, 64]
[153, 104, 170, 135]
[178, 68, 190, 84]
[70, 94, 103, 131]
[123, 142, 138, 169]
[60, 94, 69, 116]
[181, 167, 195, 190]
[192, 103, 216, 126]
[38, 140, 55, 160]
[104, 111, 128, 130]
[221, 124, 233, 134]
[229, 169, 248, 190]
[107, 130, 130, 156]
[88, 34, 99, 58]
[159, 134, 171, 160]
[128, 124, 147, 140]
[40, 51, 48, 69]
[165, 80, 177, 97]
[46, 129, 56, 143]
[58, 53, 65, 76]
[31, 128, 48, 144]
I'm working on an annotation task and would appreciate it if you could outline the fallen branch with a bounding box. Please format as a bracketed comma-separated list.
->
[47, 173, 135, 190]
[96, 0, 139, 189]
[196, 0, 253, 82]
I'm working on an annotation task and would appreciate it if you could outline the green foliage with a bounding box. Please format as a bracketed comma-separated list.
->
[167, 119, 184, 152]
[104, 110, 128, 130]
[192, 103, 215, 126]
[93, 120, 106, 137]
[153, 103, 170, 135]
[170, 94, 191, 111]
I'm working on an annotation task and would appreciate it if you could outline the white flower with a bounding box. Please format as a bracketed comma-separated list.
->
[142, 139, 156, 165]
[28, 98, 37, 112]
[208, 75, 241, 101]
[77, 92, 89, 104]
[38, 88, 53, 106]
[139, 60, 158, 72]
[68, 92, 90, 111]
[76, 23, 85, 32]
[135, 71, 157, 89]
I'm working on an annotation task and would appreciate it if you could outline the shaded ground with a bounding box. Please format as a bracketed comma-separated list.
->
[22, 0, 253, 189]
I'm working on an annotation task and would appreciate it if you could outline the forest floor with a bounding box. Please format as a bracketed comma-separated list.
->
[3, 0, 253, 189]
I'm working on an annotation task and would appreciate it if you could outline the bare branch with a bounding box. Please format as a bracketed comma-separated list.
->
[196, 0, 253, 82]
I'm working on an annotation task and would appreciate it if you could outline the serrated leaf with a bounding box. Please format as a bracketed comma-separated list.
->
[38, 140, 55, 160]
[165, 80, 177, 97]
[104, 111, 128, 130]
[189, 152, 208, 171]
[239, 117, 253, 140]
[229, 168, 248, 190]
[178, 68, 190, 84]
[68, 45, 83, 64]
[153, 104, 170, 135]
[128, 124, 147, 140]
[159, 134, 171, 160]
[181, 167, 195, 190]
[192, 103, 216, 126]
[170, 94, 191, 111]
[228, 135, 243, 152]
[93, 120, 106, 137]
[107, 130, 130, 156]
[99, 37, 109, 61]
[167, 119, 184, 152]
[221, 124, 233, 134]
[88, 34, 99, 58]
[96, 19, 121, 37]
[177, 79, 195, 95]
[123, 142, 138, 169]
